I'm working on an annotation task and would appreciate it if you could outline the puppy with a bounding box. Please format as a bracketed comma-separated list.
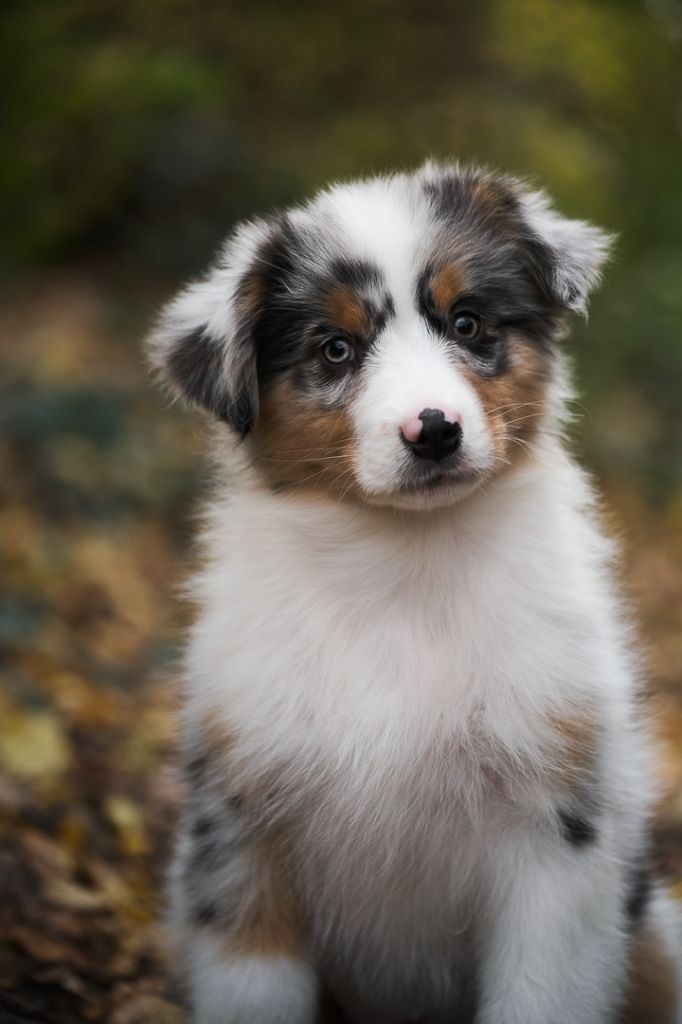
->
[147, 162, 680, 1024]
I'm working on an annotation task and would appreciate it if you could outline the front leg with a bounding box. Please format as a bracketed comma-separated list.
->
[169, 746, 318, 1024]
[476, 824, 628, 1024]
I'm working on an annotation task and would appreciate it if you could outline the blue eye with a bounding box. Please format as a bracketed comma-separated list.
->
[322, 338, 354, 364]
[453, 312, 480, 340]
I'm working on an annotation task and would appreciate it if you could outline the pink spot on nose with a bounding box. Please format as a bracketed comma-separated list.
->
[401, 417, 424, 444]
[400, 409, 462, 444]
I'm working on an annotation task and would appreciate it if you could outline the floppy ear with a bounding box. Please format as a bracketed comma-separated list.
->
[516, 188, 614, 315]
[146, 218, 274, 438]
[419, 160, 613, 316]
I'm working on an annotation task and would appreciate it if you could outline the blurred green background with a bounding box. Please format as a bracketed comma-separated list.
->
[3, 0, 682, 490]
[1, 3, 681, 1021]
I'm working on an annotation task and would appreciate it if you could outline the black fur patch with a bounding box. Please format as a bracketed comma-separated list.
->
[420, 172, 566, 342]
[167, 329, 227, 414]
[249, 233, 390, 386]
[192, 816, 213, 838]
[558, 808, 598, 847]
[520, 234, 577, 310]
[167, 327, 255, 436]
[329, 255, 382, 292]
[625, 858, 652, 924]
[226, 792, 245, 813]
[181, 765, 248, 931]
[189, 829, 238, 873]
[185, 755, 209, 783]
[239, 218, 302, 384]
[192, 902, 218, 926]
[226, 385, 256, 439]
[233, 219, 394, 414]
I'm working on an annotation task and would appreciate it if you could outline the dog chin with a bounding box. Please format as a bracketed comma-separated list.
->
[362, 468, 488, 512]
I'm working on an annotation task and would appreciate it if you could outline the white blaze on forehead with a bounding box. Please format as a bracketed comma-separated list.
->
[310, 179, 496, 504]
[322, 176, 427, 317]
[306, 177, 496, 506]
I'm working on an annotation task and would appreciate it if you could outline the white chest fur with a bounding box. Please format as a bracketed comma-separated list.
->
[181, 445, 642, 1013]
[187, 444, 623, 759]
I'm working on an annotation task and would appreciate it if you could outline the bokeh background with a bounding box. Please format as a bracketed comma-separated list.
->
[1, 2, 681, 1021]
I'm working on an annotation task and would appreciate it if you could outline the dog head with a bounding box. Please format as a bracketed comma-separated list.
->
[148, 162, 611, 510]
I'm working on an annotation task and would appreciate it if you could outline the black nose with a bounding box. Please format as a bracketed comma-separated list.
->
[404, 408, 462, 462]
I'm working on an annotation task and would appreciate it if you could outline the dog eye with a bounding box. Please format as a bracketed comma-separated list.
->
[452, 312, 481, 341]
[321, 338, 355, 365]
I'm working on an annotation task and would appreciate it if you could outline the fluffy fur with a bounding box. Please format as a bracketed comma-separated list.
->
[148, 161, 680, 1023]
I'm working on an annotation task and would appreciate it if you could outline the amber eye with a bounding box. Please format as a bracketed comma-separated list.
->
[321, 338, 354, 365]
[453, 312, 481, 341]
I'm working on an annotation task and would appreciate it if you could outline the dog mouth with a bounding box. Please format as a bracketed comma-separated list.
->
[358, 459, 486, 509]
[396, 461, 481, 495]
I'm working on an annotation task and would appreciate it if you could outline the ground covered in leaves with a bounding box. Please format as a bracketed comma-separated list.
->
[1, 276, 681, 1022]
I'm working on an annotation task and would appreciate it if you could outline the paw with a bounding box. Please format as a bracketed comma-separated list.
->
[191, 935, 318, 1024]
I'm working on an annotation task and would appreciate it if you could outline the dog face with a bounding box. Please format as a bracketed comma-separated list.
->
[149, 163, 611, 509]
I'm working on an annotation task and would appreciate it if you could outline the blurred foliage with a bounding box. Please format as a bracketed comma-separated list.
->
[2, 0, 682, 491]
[1, 0, 679, 491]
[0, 282, 191, 1021]
[1, 1, 681, 1019]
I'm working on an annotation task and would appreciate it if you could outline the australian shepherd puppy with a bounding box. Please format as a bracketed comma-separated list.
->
[147, 162, 680, 1024]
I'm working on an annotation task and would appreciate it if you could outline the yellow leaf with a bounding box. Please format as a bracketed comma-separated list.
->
[105, 796, 150, 857]
[0, 711, 71, 780]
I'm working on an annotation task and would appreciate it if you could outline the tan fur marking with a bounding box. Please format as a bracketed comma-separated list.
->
[620, 927, 678, 1023]
[199, 716, 272, 806]
[252, 378, 360, 501]
[461, 336, 550, 472]
[549, 711, 599, 791]
[238, 264, 268, 316]
[469, 177, 520, 232]
[193, 717, 308, 957]
[202, 716, 234, 757]
[470, 178, 500, 205]
[552, 713, 597, 763]
[227, 839, 305, 957]
[430, 263, 465, 316]
[324, 283, 368, 336]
